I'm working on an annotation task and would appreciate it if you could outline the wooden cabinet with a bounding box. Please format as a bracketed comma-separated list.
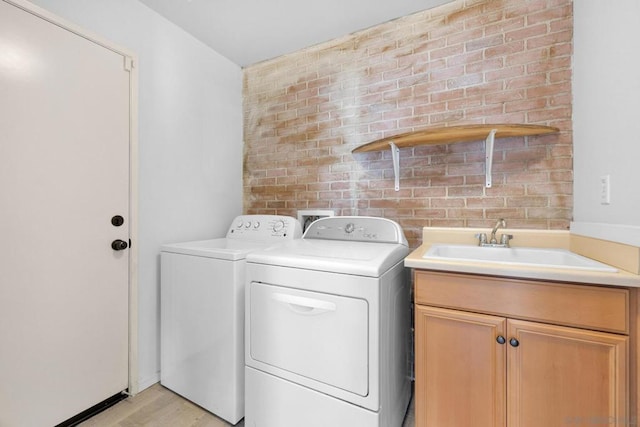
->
[507, 319, 627, 427]
[414, 271, 633, 427]
[415, 306, 506, 426]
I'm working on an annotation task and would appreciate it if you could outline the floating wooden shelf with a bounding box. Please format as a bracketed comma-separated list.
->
[351, 124, 559, 191]
[352, 124, 559, 153]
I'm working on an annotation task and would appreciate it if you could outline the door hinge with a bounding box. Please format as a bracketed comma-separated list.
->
[124, 56, 134, 72]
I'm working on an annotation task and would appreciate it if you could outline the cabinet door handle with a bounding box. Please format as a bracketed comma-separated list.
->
[509, 338, 520, 347]
[496, 335, 506, 344]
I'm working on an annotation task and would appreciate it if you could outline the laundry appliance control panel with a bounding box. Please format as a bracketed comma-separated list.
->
[227, 215, 302, 240]
[303, 216, 407, 246]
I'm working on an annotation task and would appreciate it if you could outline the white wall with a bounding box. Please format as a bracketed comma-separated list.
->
[572, 0, 640, 246]
[28, 0, 243, 390]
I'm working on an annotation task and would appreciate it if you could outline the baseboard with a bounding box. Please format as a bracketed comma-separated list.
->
[138, 372, 161, 393]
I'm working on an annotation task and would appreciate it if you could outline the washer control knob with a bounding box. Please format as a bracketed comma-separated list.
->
[254, 221, 260, 228]
[236, 219, 244, 228]
[273, 220, 285, 233]
[245, 221, 252, 228]
[345, 223, 355, 234]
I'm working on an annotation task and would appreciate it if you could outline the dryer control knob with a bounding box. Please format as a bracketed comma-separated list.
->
[345, 223, 355, 234]
[236, 220, 244, 228]
[245, 221, 252, 228]
[254, 221, 260, 228]
[273, 220, 285, 232]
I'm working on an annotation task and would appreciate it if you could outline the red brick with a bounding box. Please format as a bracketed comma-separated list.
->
[447, 162, 485, 176]
[466, 57, 504, 74]
[485, 41, 525, 58]
[466, 104, 506, 120]
[550, 17, 572, 33]
[432, 198, 465, 208]
[447, 50, 483, 68]
[414, 80, 447, 96]
[505, 98, 547, 113]
[244, 0, 574, 232]
[526, 182, 573, 196]
[486, 65, 525, 82]
[526, 81, 571, 98]
[447, 73, 484, 89]
[507, 196, 549, 207]
[413, 187, 447, 198]
[464, 9, 505, 30]
[485, 88, 526, 105]
[414, 38, 447, 55]
[429, 65, 465, 82]
[447, 28, 484, 47]
[528, 207, 572, 220]
[485, 208, 526, 219]
[414, 102, 447, 116]
[466, 34, 505, 52]
[527, 5, 572, 25]
[447, 208, 484, 218]
[467, 197, 507, 208]
[526, 30, 572, 51]
[527, 56, 571, 74]
[414, 209, 448, 218]
[485, 184, 526, 196]
[527, 107, 571, 122]
[485, 16, 525, 36]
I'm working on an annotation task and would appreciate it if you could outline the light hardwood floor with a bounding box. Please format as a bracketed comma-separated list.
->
[79, 383, 415, 427]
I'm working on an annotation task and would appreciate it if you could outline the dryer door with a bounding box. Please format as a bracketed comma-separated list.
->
[249, 282, 369, 396]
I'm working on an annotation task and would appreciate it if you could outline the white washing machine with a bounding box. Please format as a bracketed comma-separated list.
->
[244, 216, 411, 427]
[160, 215, 302, 425]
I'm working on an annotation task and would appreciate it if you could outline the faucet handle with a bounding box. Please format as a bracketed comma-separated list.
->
[475, 233, 488, 246]
[500, 234, 513, 246]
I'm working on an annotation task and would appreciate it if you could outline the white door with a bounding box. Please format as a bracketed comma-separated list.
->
[0, 2, 131, 426]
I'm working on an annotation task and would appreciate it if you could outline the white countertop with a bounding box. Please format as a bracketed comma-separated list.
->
[405, 227, 640, 288]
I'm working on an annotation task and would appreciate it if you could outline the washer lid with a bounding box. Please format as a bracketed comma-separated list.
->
[246, 239, 409, 277]
[161, 238, 278, 261]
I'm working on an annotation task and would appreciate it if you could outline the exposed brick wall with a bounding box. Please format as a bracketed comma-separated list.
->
[243, 0, 573, 248]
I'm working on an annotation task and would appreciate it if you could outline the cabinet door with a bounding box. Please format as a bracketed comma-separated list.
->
[507, 319, 628, 427]
[415, 305, 506, 427]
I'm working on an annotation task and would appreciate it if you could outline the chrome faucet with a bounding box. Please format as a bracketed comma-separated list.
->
[476, 218, 513, 247]
[490, 218, 506, 244]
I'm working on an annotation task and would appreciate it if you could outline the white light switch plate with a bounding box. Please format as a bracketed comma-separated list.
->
[600, 175, 611, 205]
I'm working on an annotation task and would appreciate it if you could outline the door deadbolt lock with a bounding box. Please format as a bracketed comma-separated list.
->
[111, 215, 124, 227]
[111, 239, 128, 251]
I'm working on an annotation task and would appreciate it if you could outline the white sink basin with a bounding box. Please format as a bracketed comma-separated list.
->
[423, 244, 618, 273]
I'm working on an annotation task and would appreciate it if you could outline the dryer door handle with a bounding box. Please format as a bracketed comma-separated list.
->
[271, 293, 336, 315]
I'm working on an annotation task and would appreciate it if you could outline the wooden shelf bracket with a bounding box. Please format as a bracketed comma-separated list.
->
[390, 141, 400, 191]
[485, 129, 497, 188]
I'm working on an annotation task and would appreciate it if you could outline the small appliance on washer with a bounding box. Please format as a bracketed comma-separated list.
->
[244, 216, 411, 427]
[160, 215, 302, 425]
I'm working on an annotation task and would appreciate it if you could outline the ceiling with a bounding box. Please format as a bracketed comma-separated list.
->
[137, 0, 454, 67]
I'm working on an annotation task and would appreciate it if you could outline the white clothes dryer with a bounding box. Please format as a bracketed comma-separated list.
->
[244, 216, 411, 427]
[160, 215, 302, 425]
